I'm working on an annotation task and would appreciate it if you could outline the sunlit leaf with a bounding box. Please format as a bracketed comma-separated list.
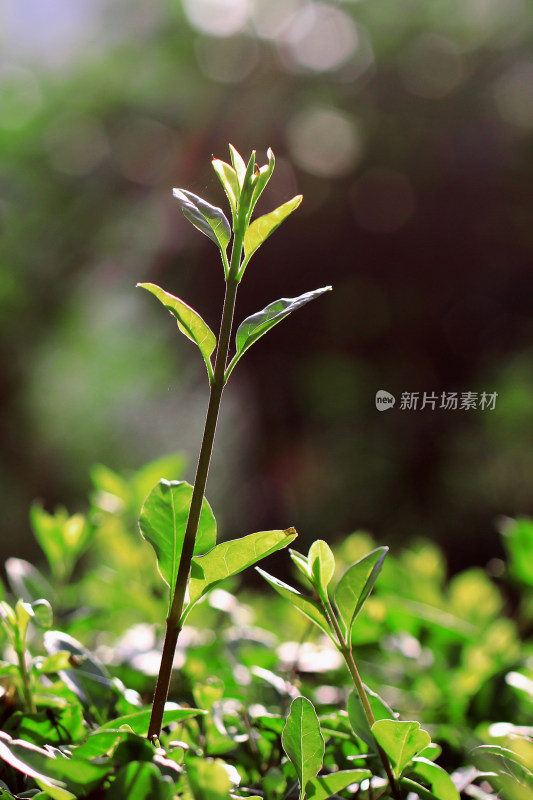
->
[372, 719, 431, 779]
[31, 599, 53, 629]
[249, 147, 275, 214]
[137, 283, 216, 379]
[306, 769, 372, 800]
[256, 568, 331, 637]
[226, 286, 332, 380]
[186, 528, 297, 614]
[308, 540, 335, 601]
[173, 188, 231, 252]
[229, 144, 247, 189]
[243, 195, 302, 265]
[187, 756, 232, 800]
[410, 757, 460, 800]
[139, 480, 216, 607]
[30, 505, 89, 582]
[282, 697, 324, 800]
[212, 158, 239, 220]
[98, 703, 206, 736]
[335, 547, 388, 639]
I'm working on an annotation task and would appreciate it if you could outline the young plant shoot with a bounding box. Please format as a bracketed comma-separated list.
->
[137, 146, 331, 740]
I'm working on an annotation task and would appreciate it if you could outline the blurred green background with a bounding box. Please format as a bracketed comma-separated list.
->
[2, 0, 533, 572]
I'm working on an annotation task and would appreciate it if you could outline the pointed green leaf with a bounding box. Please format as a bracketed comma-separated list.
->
[229, 144, 247, 189]
[372, 720, 431, 779]
[306, 769, 372, 800]
[290, 549, 312, 581]
[212, 158, 239, 220]
[139, 480, 216, 606]
[243, 194, 302, 264]
[410, 757, 460, 800]
[228, 286, 332, 379]
[256, 568, 331, 637]
[186, 528, 297, 612]
[335, 547, 388, 639]
[249, 147, 275, 214]
[173, 188, 231, 252]
[347, 687, 395, 749]
[137, 283, 216, 379]
[98, 703, 206, 736]
[308, 540, 335, 601]
[282, 697, 324, 800]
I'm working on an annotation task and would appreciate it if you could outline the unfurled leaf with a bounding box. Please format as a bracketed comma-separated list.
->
[186, 528, 297, 614]
[226, 286, 332, 380]
[106, 761, 174, 800]
[137, 283, 216, 380]
[212, 158, 239, 220]
[256, 568, 331, 637]
[243, 195, 302, 264]
[410, 757, 460, 800]
[229, 144, 247, 189]
[290, 549, 312, 580]
[335, 547, 388, 639]
[282, 697, 324, 800]
[308, 540, 335, 601]
[249, 147, 275, 213]
[173, 188, 231, 252]
[98, 703, 206, 736]
[372, 719, 431, 779]
[347, 687, 395, 749]
[306, 769, 372, 800]
[139, 480, 216, 607]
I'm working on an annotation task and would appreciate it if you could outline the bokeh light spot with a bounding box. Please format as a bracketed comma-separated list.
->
[350, 168, 415, 234]
[250, 0, 304, 40]
[493, 61, 533, 130]
[195, 35, 259, 83]
[280, 3, 358, 72]
[287, 107, 363, 178]
[182, 0, 250, 38]
[0, 64, 42, 129]
[399, 34, 465, 99]
[44, 112, 109, 176]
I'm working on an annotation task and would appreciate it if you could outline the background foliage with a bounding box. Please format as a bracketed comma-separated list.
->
[2, 0, 533, 569]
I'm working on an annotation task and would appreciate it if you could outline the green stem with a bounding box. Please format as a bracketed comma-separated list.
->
[323, 599, 402, 800]
[147, 231, 245, 741]
[16, 643, 35, 714]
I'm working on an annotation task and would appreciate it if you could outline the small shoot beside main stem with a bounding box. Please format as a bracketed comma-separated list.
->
[136, 146, 331, 740]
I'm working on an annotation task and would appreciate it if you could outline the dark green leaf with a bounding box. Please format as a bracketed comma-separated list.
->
[186, 528, 297, 614]
[4, 705, 85, 747]
[105, 761, 174, 800]
[347, 687, 395, 749]
[243, 195, 302, 263]
[306, 769, 372, 800]
[137, 283, 216, 379]
[227, 287, 332, 379]
[256, 568, 331, 637]
[335, 547, 388, 639]
[372, 719, 431, 779]
[282, 697, 324, 800]
[139, 480, 216, 607]
[173, 188, 231, 252]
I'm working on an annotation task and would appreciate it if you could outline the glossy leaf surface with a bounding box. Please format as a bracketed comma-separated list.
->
[187, 528, 297, 611]
[256, 568, 331, 636]
[137, 283, 216, 379]
[306, 769, 372, 800]
[139, 480, 216, 606]
[173, 188, 231, 252]
[282, 697, 324, 800]
[308, 540, 335, 601]
[335, 547, 388, 639]
[243, 195, 302, 262]
[98, 703, 206, 736]
[372, 719, 431, 779]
